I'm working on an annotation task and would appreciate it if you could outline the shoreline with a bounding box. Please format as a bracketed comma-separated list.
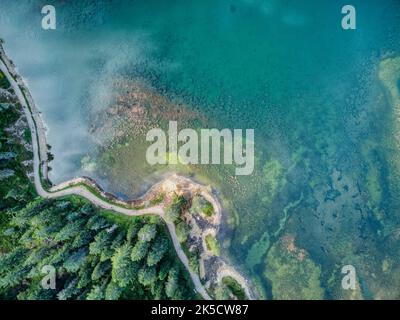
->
[0, 43, 253, 300]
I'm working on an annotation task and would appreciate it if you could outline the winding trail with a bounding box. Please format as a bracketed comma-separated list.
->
[0, 48, 211, 300]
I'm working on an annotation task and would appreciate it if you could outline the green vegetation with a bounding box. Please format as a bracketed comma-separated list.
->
[23, 128, 31, 144]
[0, 189, 196, 300]
[0, 81, 35, 253]
[222, 276, 247, 300]
[0, 70, 10, 89]
[175, 220, 190, 244]
[191, 195, 214, 217]
[202, 201, 214, 217]
[264, 237, 324, 300]
[205, 234, 220, 256]
[245, 231, 270, 269]
[165, 194, 187, 223]
[0, 79, 196, 300]
[261, 158, 286, 205]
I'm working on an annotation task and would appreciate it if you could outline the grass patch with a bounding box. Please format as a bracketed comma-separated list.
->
[205, 234, 220, 256]
[0, 70, 10, 89]
[202, 201, 214, 217]
[222, 276, 247, 300]
[23, 128, 31, 144]
[100, 208, 160, 229]
[191, 195, 214, 217]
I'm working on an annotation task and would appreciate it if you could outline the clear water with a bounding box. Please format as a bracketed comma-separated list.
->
[1, 0, 400, 298]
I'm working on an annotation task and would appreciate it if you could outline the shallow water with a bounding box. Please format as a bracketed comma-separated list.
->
[1, 0, 400, 298]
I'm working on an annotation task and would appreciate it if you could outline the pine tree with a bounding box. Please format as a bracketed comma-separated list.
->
[91, 260, 111, 282]
[63, 248, 87, 273]
[86, 215, 109, 231]
[54, 219, 84, 242]
[147, 236, 168, 267]
[89, 230, 112, 256]
[57, 278, 80, 300]
[86, 285, 105, 300]
[111, 243, 138, 287]
[137, 224, 157, 242]
[126, 220, 142, 244]
[105, 281, 123, 300]
[138, 266, 157, 287]
[165, 267, 179, 299]
[130, 240, 149, 262]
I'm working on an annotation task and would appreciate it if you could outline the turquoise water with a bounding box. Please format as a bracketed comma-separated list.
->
[1, 0, 400, 298]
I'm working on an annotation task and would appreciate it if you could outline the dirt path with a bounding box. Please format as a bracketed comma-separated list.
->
[0, 48, 211, 300]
